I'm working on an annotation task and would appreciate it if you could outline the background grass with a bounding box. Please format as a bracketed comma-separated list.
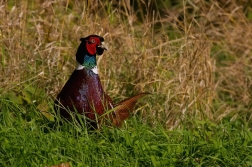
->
[1, 0, 252, 166]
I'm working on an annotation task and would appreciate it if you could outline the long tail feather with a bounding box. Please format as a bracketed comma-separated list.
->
[112, 93, 149, 127]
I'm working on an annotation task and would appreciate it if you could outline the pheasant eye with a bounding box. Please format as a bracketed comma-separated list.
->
[89, 39, 95, 44]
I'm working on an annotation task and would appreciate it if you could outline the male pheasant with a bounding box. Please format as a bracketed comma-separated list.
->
[54, 35, 148, 129]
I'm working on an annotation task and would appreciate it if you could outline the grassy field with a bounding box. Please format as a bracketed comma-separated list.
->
[1, 0, 252, 166]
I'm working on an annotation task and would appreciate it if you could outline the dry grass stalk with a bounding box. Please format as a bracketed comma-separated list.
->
[1, 0, 252, 128]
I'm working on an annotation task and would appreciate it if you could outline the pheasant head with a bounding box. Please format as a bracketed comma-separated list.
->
[76, 35, 107, 73]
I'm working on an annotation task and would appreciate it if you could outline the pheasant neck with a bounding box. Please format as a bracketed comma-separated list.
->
[76, 63, 98, 74]
[76, 54, 98, 74]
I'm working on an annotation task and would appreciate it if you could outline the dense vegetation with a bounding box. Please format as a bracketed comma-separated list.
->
[1, 0, 252, 166]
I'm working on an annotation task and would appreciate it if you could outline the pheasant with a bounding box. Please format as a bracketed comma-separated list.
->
[54, 35, 148, 129]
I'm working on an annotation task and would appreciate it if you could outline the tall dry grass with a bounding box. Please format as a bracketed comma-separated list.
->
[0, 0, 252, 128]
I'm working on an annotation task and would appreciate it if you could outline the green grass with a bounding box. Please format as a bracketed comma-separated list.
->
[1, 99, 252, 166]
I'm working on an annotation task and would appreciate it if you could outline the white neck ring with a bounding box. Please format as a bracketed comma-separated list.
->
[76, 63, 98, 74]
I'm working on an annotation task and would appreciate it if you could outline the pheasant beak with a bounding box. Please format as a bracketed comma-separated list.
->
[98, 42, 108, 50]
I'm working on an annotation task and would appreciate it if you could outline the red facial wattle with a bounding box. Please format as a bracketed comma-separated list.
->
[85, 37, 100, 55]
